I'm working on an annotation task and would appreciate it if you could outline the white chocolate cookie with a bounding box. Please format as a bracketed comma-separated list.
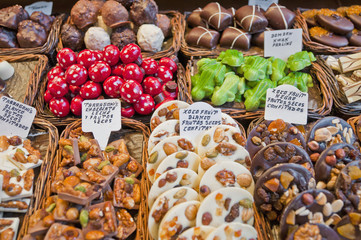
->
[177, 226, 215, 240]
[205, 222, 258, 240]
[148, 120, 179, 154]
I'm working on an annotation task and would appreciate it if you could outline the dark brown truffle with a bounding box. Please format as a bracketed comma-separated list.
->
[101, 0, 130, 28]
[92, 0, 105, 13]
[130, 0, 158, 26]
[30, 11, 54, 33]
[0, 27, 18, 48]
[200, 2, 232, 31]
[157, 14, 171, 38]
[115, 0, 134, 9]
[71, 0, 98, 29]
[17, 20, 47, 48]
[111, 26, 136, 49]
[187, 8, 207, 28]
[0, 5, 29, 30]
[61, 23, 84, 51]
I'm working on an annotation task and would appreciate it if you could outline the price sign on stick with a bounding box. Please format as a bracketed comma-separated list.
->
[25, 1, 53, 15]
[265, 85, 308, 125]
[82, 99, 121, 150]
[179, 102, 222, 142]
[248, 0, 278, 10]
[0, 96, 36, 138]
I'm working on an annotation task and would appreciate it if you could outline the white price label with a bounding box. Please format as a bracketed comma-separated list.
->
[25, 1, 53, 15]
[0, 96, 36, 138]
[265, 85, 308, 125]
[264, 29, 303, 60]
[82, 99, 121, 150]
[248, 0, 278, 10]
[179, 102, 222, 142]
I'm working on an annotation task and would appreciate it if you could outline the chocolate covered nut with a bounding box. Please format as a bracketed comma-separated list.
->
[130, 0, 158, 26]
[0, 5, 29, 30]
[348, 29, 361, 46]
[219, 27, 251, 50]
[17, 20, 47, 48]
[0, 27, 18, 48]
[334, 211, 361, 240]
[287, 223, 340, 240]
[30, 11, 53, 33]
[111, 26, 136, 49]
[252, 27, 271, 48]
[310, 26, 349, 47]
[187, 8, 207, 28]
[101, 0, 130, 28]
[346, 5, 361, 30]
[185, 26, 220, 49]
[60, 23, 84, 51]
[302, 9, 319, 27]
[200, 2, 232, 31]
[265, 3, 295, 29]
[235, 5, 268, 34]
[157, 14, 171, 38]
[316, 9, 354, 35]
[70, 0, 98, 29]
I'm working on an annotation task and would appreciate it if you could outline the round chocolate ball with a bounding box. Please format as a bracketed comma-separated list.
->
[130, 0, 158, 26]
[156, 14, 171, 38]
[111, 26, 136, 49]
[101, 0, 129, 28]
[61, 23, 84, 51]
[30, 11, 54, 33]
[71, 0, 98, 29]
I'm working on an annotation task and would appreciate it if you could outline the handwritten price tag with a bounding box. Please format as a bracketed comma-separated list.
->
[179, 102, 222, 142]
[265, 85, 308, 125]
[25, 1, 53, 15]
[248, 0, 278, 10]
[82, 99, 121, 150]
[264, 29, 302, 60]
[0, 96, 36, 138]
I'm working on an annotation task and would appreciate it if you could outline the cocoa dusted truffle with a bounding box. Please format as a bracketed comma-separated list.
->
[71, 0, 98, 29]
[101, 0, 130, 28]
[187, 8, 207, 28]
[156, 14, 171, 38]
[30, 11, 54, 33]
[0, 5, 29, 30]
[84, 26, 111, 50]
[116, 0, 134, 9]
[61, 23, 84, 51]
[200, 2, 232, 31]
[111, 26, 136, 49]
[17, 20, 47, 48]
[137, 24, 164, 52]
[0, 27, 18, 48]
[130, 0, 158, 26]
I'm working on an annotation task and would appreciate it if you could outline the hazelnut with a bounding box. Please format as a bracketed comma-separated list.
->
[302, 193, 314, 205]
[335, 148, 346, 159]
[307, 141, 319, 151]
[185, 204, 197, 220]
[325, 155, 336, 166]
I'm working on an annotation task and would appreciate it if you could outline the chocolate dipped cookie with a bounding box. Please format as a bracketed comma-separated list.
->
[348, 29, 361, 46]
[235, 5, 268, 34]
[200, 2, 232, 31]
[302, 9, 319, 27]
[309, 26, 349, 47]
[219, 27, 251, 50]
[316, 9, 354, 35]
[185, 26, 220, 49]
[287, 223, 340, 240]
[346, 5, 361, 30]
[265, 3, 296, 29]
[334, 211, 361, 240]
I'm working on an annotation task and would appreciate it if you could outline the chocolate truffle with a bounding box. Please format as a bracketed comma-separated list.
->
[252, 27, 272, 48]
[111, 26, 136, 49]
[348, 29, 361, 46]
[220, 27, 251, 50]
[115, 0, 134, 9]
[101, 0, 130, 28]
[187, 8, 207, 28]
[92, 0, 105, 13]
[61, 23, 84, 51]
[310, 26, 349, 48]
[0, 5, 29, 30]
[0, 27, 18, 48]
[316, 9, 354, 35]
[130, 0, 158, 26]
[156, 14, 171, 38]
[84, 26, 111, 50]
[302, 9, 319, 27]
[235, 5, 268, 34]
[71, 0, 98, 29]
[346, 5, 361, 30]
[17, 20, 47, 48]
[200, 2, 232, 31]
[30, 11, 53, 33]
[137, 24, 164, 52]
[186, 26, 220, 49]
[265, 3, 295, 29]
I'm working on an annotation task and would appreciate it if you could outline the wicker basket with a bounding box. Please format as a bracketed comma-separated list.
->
[0, 14, 64, 56]
[294, 9, 361, 54]
[0, 54, 48, 106]
[15, 118, 59, 240]
[57, 11, 182, 59]
[180, 57, 333, 120]
[35, 62, 186, 126]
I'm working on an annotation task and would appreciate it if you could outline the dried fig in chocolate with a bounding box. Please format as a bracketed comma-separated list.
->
[0, 5, 29, 30]
[200, 2, 232, 31]
[17, 20, 47, 48]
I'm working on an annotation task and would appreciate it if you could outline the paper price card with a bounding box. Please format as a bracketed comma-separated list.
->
[264, 29, 302, 60]
[265, 84, 308, 125]
[25, 1, 53, 15]
[248, 0, 278, 10]
[82, 99, 121, 150]
[179, 102, 222, 142]
[0, 96, 36, 138]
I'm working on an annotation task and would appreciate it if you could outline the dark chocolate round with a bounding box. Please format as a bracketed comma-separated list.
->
[316, 14, 354, 35]
[311, 33, 349, 48]
[255, 163, 315, 221]
[156, 14, 171, 38]
[251, 142, 313, 182]
[219, 27, 251, 50]
[302, 9, 319, 27]
[70, 0, 98, 29]
[60, 23, 84, 51]
[110, 26, 136, 49]
[200, 2, 232, 32]
[101, 0, 130, 28]
[17, 20, 47, 48]
[335, 160, 361, 214]
[30, 11, 53, 33]
[348, 29, 361, 46]
[265, 3, 296, 30]
[334, 211, 361, 240]
[348, 14, 361, 30]
[287, 223, 340, 240]
[0, 5, 29, 30]
[0, 27, 18, 48]
[235, 5, 268, 34]
[129, 0, 158, 27]
[185, 26, 220, 49]
[187, 8, 207, 28]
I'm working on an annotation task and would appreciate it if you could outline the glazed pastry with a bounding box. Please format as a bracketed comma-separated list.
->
[219, 27, 252, 50]
[0, 5, 29, 30]
[187, 8, 207, 28]
[316, 9, 354, 35]
[346, 5, 361, 30]
[157, 14, 171, 38]
[84, 27, 111, 51]
[302, 9, 319, 27]
[148, 187, 198, 239]
[286, 223, 340, 240]
[309, 26, 349, 47]
[235, 5, 268, 34]
[60, 23, 84, 51]
[148, 120, 179, 153]
[334, 211, 361, 240]
[101, 0, 130, 28]
[205, 222, 257, 240]
[29, 11, 53, 33]
[200, 2, 232, 31]
[185, 26, 220, 49]
[254, 163, 316, 221]
[137, 24, 164, 52]
[111, 26, 136, 49]
[177, 226, 214, 240]
[129, 0, 158, 26]
[17, 20, 47, 48]
[251, 142, 314, 182]
[0, 27, 18, 48]
[348, 29, 361, 46]
[70, 0, 98, 29]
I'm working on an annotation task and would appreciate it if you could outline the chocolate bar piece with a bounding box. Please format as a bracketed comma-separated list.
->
[185, 26, 220, 49]
[187, 8, 207, 28]
[339, 52, 361, 73]
[220, 27, 251, 50]
[200, 2, 232, 31]
[235, 5, 268, 34]
[343, 80, 361, 103]
[265, 3, 296, 29]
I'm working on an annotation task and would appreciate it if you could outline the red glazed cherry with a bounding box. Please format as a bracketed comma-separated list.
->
[111, 64, 125, 77]
[70, 95, 84, 116]
[123, 63, 144, 83]
[155, 97, 174, 109]
[80, 81, 102, 99]
[49, 97, 70, 117]
[65, 64, 88, 86]
[88, 61, 111, 82]
[120, 43, 142, 64]
[103, 45, 120, 66]
[47, 76, 69, 97]
[121, 101, 135, 118]
[142, 77, 162, 96]
[120, 80, 143, 104]
[93, 50, 104, 61]
[133, 94, 155, 115]
[77, 50, 97, 69]
[159, 57, 177, 73]
[141, 58, 158, 75]
[103, 76, 124, 98]
[47, 66, 65, 81]
[69, 85, 81, 95]
[155, 66, 173, 83]
[44, 90, 53, 103]
[162, 81, 178, 99]
[57, 48, 77, 69]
